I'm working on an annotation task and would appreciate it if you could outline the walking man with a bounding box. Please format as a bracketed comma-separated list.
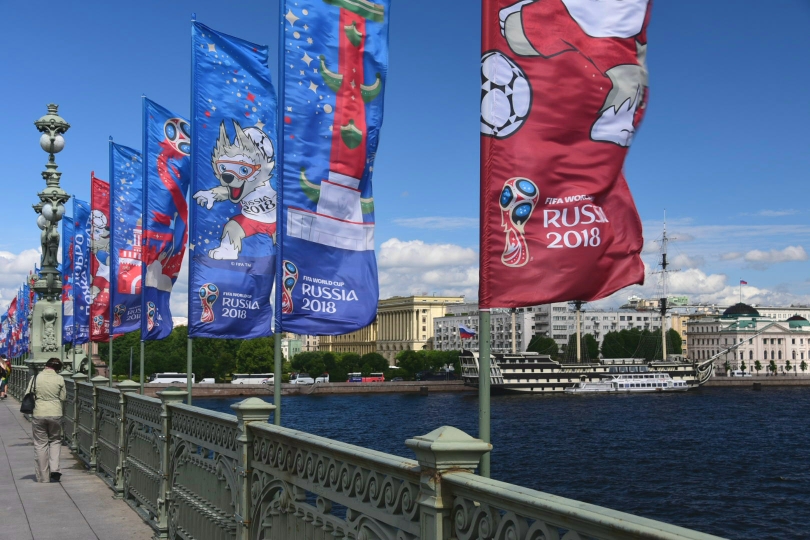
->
[25, 358, 66, 482]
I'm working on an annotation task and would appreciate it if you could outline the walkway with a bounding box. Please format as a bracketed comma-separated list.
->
[0, 397, 153, 540]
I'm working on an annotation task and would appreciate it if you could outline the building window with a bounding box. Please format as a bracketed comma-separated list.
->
[771, 351, 775, 360]
[749, 350, 753, 360]
[778, 350, 783, 360]
[793, 338, 796, 345]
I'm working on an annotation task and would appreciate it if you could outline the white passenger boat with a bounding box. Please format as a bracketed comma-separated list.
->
[564, 373, 689, 394]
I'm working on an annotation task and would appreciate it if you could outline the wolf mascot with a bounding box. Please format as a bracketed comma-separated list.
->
[193, 121, 277, 260]
[498, 0, 650, 146]
[90, 209, 111, 302]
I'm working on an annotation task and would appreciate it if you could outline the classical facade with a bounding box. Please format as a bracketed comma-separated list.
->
[686, 303, 810, 375]
[376, 296, 464, 362]
[319, 320, 378, 356]
[281, 338, 302, 360]
[295, 334, 320, 353]
[434, 304, 537, 353]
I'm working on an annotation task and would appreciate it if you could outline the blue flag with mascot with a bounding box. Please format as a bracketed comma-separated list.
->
[61, 214, 74, 345]
[189, 22, 278, 339]
[73, 199, 91, 345]
[109, 143, 144, 335]
[141, 98, 191, 340]
[276, 0, 389, 335]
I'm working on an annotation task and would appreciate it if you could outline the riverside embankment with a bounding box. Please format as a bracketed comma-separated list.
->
[704, 375, 810, 387]
[142, 379, 472, 397]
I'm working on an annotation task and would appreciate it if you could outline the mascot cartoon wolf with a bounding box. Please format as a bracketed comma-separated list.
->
[193, 120, 276, 260]
[498, 0, 650, 146]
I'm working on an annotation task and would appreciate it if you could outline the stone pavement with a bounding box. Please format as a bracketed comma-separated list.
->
[0, 396, 154, 540]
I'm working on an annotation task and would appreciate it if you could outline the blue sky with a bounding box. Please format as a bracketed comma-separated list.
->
[1, 0, 809, 315]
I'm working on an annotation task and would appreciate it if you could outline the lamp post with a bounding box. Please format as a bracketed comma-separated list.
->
[27, 104, 71, 372]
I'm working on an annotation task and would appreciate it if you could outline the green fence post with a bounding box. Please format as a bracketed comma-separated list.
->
[231, 398, 276, 540]
[89, 375, 108, 472]
[156, 389, 188, 539]
[70, 373, 88, 452]
[114, 380, 140, 498]
[406, 426, 492, 540]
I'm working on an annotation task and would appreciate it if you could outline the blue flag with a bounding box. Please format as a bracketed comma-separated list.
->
[277, 0, 389, 335]
[189, 22, 278, 339]
[73, 199, 92, 345]
[0, 315, 7, 357]
[109, 143, 144, 335]
[141, 98, 191, 340]
[61, 214, 75, 345]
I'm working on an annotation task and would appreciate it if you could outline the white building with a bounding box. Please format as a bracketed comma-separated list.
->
[686, 303, 810, 375]
[536, 303, 663, 350]
[433, 303, 537, 353]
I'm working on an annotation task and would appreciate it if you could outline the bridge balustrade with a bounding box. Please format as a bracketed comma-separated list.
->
[52, 381, 722, 540]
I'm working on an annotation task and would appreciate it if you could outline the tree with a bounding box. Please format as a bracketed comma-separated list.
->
[754, 360, 762, 375]
[801, 360, 807, 374]
[740, 360, 747, 373]
[601, 328, 643, 359]
[236, 336, 275, 373]
[360, 352, 388, 372]
[769, 360, 777, 376]
[667, 329, 683, 355]
[723, 359, 731, 375]
[526, 335, 558, 357]
[785, 359, 792, 375]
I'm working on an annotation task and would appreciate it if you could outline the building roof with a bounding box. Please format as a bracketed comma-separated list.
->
[787, 315, 810, 328]
[722, 303, 761, 318]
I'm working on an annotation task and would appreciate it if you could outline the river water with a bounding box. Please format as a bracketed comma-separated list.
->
[196, 386, 809, 539]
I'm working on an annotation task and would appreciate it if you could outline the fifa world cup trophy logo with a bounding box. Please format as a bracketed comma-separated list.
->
[146, 301, 157, 331]
[199, 283, 219, 323]
[281, 261, 298, 314]
[163, 118, 191, 155]
[499, 177, 539, 267]
[112, 304, 126, 328]
[92, 315, 104, 334]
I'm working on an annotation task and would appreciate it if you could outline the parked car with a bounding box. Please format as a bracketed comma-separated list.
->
[314, 374, 330, 383]
[200, 378, 216, 384]
[389, 377, 404, 382]
[730, 370, 752, 377]
[290, 373, 315, 385]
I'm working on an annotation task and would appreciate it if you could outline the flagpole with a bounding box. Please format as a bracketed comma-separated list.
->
[139, 94, 147, 397]
[273, 0, 288, 427]
[478, 308, 491, 478]
[88, 173, 95, 380]
[187, 337, 193, 404]
[188, 14, 197, 406]
[108, 137, 114, 387]
[140, 340, 145, 395]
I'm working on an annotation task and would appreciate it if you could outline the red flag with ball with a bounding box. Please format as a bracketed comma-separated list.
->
[479, 0, 651, 308]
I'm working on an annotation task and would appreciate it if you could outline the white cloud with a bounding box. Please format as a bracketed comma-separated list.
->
[752, 209, 799, 217]
[671, 253, 704, 269]
[169, 253, 189, 319]
[720, 252, 742, 261]
[378, 238, 477, 268]
[743, 245, 807, 267]
[0, 249, 42, 310]
[378, 238, 478, 299]
[392, 217, 478, 230]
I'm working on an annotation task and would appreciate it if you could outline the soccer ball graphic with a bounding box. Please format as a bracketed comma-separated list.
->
[199, 283, 219, 324]
[480, 51, 532, 139]
[164, 117, 191, 155]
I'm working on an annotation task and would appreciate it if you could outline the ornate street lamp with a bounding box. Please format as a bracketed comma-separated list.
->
[27, 104, 71, 371]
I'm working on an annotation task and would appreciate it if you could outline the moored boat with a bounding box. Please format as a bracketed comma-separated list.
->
[564, 372, 689, 393]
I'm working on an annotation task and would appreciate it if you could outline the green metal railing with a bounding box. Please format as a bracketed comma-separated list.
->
[48, 375, 724, 540]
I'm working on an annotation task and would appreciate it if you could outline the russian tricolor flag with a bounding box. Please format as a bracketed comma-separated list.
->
[459, 325, 477, 339]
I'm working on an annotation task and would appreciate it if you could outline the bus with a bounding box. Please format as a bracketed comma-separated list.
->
[149, 373, 195, 384]
[230, 373, 274, 385]
[347, 372, 385, 383]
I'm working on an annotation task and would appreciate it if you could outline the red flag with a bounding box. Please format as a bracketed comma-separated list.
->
[90, 173, 112, 342]
[740, 280, 748, 285]
[479, 0, 650, 308]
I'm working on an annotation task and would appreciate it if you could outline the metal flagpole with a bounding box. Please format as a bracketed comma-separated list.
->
[574, 300, 582, 364]
[108, 137, 114, 387]
[511, 308, 516, 354]
[274, 333, 281, 425]
[478, 308, 491, 477]
[187, 338, 193, 405]
[129, 346, 133, 379]
[139, 340, 145, 395]
[108, 339, 113, 387]
[272, 0, 288, 427]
